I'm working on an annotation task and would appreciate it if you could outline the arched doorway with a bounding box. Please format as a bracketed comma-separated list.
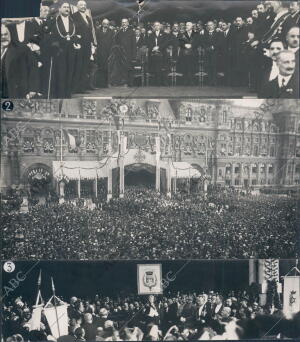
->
[125, 164, 156, 188]
[24, 164, 52, 202]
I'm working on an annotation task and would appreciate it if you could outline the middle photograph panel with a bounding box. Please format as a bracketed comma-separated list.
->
[1, 98, 299, 260]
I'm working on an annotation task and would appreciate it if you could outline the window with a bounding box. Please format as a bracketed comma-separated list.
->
[235, 166, 240, 174]
[252, 179, 257, 185]
[252, 166, 257, 173]
[253, 145, 259, 156]
[86, 130, 96, 153]
[234, 179, 240, 186]
[222, 110, 227, 123]
[186, 108, 192, 122]
[218, 169, 223, 177]
[270, 146, 275, 157]
[269, 166, 274, 174]
[296, 165, 300, 173]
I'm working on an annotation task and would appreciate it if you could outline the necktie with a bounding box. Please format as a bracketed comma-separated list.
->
[281, 78, 286, 88]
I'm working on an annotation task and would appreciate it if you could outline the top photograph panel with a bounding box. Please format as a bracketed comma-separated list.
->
[1, 0, 299, 99]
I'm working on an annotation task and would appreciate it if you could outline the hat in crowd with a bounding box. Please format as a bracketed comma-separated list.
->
[70, 297, 77, 304]
[104, 320, 114, 329]
[99, 308, 108, 317]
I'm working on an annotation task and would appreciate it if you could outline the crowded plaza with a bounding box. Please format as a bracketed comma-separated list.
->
[1, 186, 298, 260]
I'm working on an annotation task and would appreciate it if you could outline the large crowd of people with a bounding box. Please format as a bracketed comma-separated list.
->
[3, 288, 300, 341]
[1, 0, 299, 98]
[1, 186, 298, 260]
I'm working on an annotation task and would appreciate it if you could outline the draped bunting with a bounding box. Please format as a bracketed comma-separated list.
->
[52, 150, 202, 181]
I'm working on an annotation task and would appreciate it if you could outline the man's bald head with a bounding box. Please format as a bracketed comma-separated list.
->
[77, 0, 87, 13]
[102, 18, 109, 27]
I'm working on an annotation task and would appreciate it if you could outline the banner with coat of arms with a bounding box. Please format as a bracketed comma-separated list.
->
[283, 276, 300, 319]
[137, 264, 163, 295]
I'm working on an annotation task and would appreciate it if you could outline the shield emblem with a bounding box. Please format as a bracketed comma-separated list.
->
[134, 133, 147, 147]
[143, 271, 157, 291]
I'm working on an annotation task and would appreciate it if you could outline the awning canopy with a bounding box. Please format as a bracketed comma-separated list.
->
[52, 160, 202, 180]
[170, 162, 202, 178]
[53, 161, 109, 180]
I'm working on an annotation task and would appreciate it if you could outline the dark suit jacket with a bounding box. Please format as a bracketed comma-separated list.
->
[48, 15, 79, 53]
[72, 11, 93, 47]
[1, 43, 39, 98]
[96, 28, 115, 67]
[147, 30, 170, 55]
[259, 73, 299, 98]
[114, 27, 137, 62]
[7, 21, 38, 45]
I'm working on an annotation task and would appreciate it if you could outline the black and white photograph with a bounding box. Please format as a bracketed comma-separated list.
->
[1, 98, 299, 260]
[1, 0, 299, 99]
[2, 259, 300, 341]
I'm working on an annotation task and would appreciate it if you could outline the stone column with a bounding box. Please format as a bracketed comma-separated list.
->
[256, 163, 260, 187]
[107, 166, 112, 202]
[77, 179, 81, 198]
[249, 163, 252, 187]
[94, 178, 97, 198]
[240, 162, 244, 187]
[59, 181, 65, 204]
[166, 157, 172, 198]
[119, 135, 125, 198]
[155, 136, 161, 193]
[265, 163, 269, 186]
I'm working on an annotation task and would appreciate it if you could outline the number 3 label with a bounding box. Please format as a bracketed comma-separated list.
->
[3, 261, 15, 273]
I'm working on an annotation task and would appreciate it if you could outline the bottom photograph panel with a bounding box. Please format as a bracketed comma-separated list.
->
[1, 259, 300, 341]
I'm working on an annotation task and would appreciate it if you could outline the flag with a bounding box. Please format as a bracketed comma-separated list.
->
[51, 277, 55, 293]
[63, 130, 76, 150]
[30, 306, 42, 331]
[37, 269, 42, 287]
[283, 276, 300, 319]
[137, 264, 163, 295]
[44, 304, 69, 338]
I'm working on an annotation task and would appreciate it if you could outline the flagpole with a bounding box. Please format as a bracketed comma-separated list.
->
[51, 277, 61, 338]
[35, 269, 42, 306]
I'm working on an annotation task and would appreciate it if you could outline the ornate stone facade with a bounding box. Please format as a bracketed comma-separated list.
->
[1, 99, 299, 190]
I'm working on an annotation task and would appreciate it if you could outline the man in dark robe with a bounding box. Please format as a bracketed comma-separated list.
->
[1, 24, 39, 98]
[217, 21, 233, 85]
[202, 21, 221, 86]
[72, 0, 94, 93]
[48, 2, 80, 98]
[177, 22, 198, 85]
[109, 18, 136, 87]
[230, 17, 249, 86]
[96, 18, 115, 87]
[29, 4, 53, 97]
[147, 21, 170, 86]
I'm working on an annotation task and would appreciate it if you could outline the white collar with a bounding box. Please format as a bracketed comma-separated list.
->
[269, 61, 279, 81]
[278, 74, 292, 87]
[288, 46, 299, 54]
[17, 21, 25, 27]
[1, 47, 8, 60]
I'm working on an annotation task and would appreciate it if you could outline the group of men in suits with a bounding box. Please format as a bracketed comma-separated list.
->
[1, 1, 96, 99]
[1, 0, 299, 98]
